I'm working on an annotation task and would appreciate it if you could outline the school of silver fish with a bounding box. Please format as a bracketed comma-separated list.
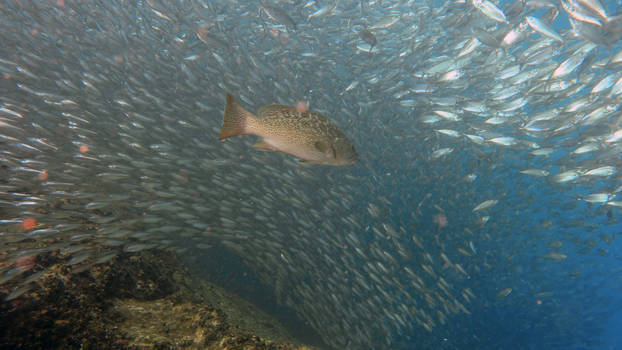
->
[1, 0, 622, 349]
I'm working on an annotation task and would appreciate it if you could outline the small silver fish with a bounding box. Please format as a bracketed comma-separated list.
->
[358, 29, 377, 48]
[260, 4, 296, 29]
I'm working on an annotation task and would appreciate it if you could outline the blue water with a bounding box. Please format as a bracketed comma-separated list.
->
[2, 0, 622, 348]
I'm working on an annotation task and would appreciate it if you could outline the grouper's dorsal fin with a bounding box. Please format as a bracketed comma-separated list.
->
[257, 104, 297, 118]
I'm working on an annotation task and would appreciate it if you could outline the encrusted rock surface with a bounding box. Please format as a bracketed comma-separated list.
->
[0, 249, 315, 350]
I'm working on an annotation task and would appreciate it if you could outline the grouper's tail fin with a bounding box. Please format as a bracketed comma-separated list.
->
[219, 93, 256, 140]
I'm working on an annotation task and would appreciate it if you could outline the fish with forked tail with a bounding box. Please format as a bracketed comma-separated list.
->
[219, 93, 358, 166]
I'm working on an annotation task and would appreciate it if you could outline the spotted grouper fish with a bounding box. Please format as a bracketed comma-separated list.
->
[219, 93, 358, 166]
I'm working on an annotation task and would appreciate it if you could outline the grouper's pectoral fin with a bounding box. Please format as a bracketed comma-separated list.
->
[253, 139, 278, 152]
[299, 159, 323, 164]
